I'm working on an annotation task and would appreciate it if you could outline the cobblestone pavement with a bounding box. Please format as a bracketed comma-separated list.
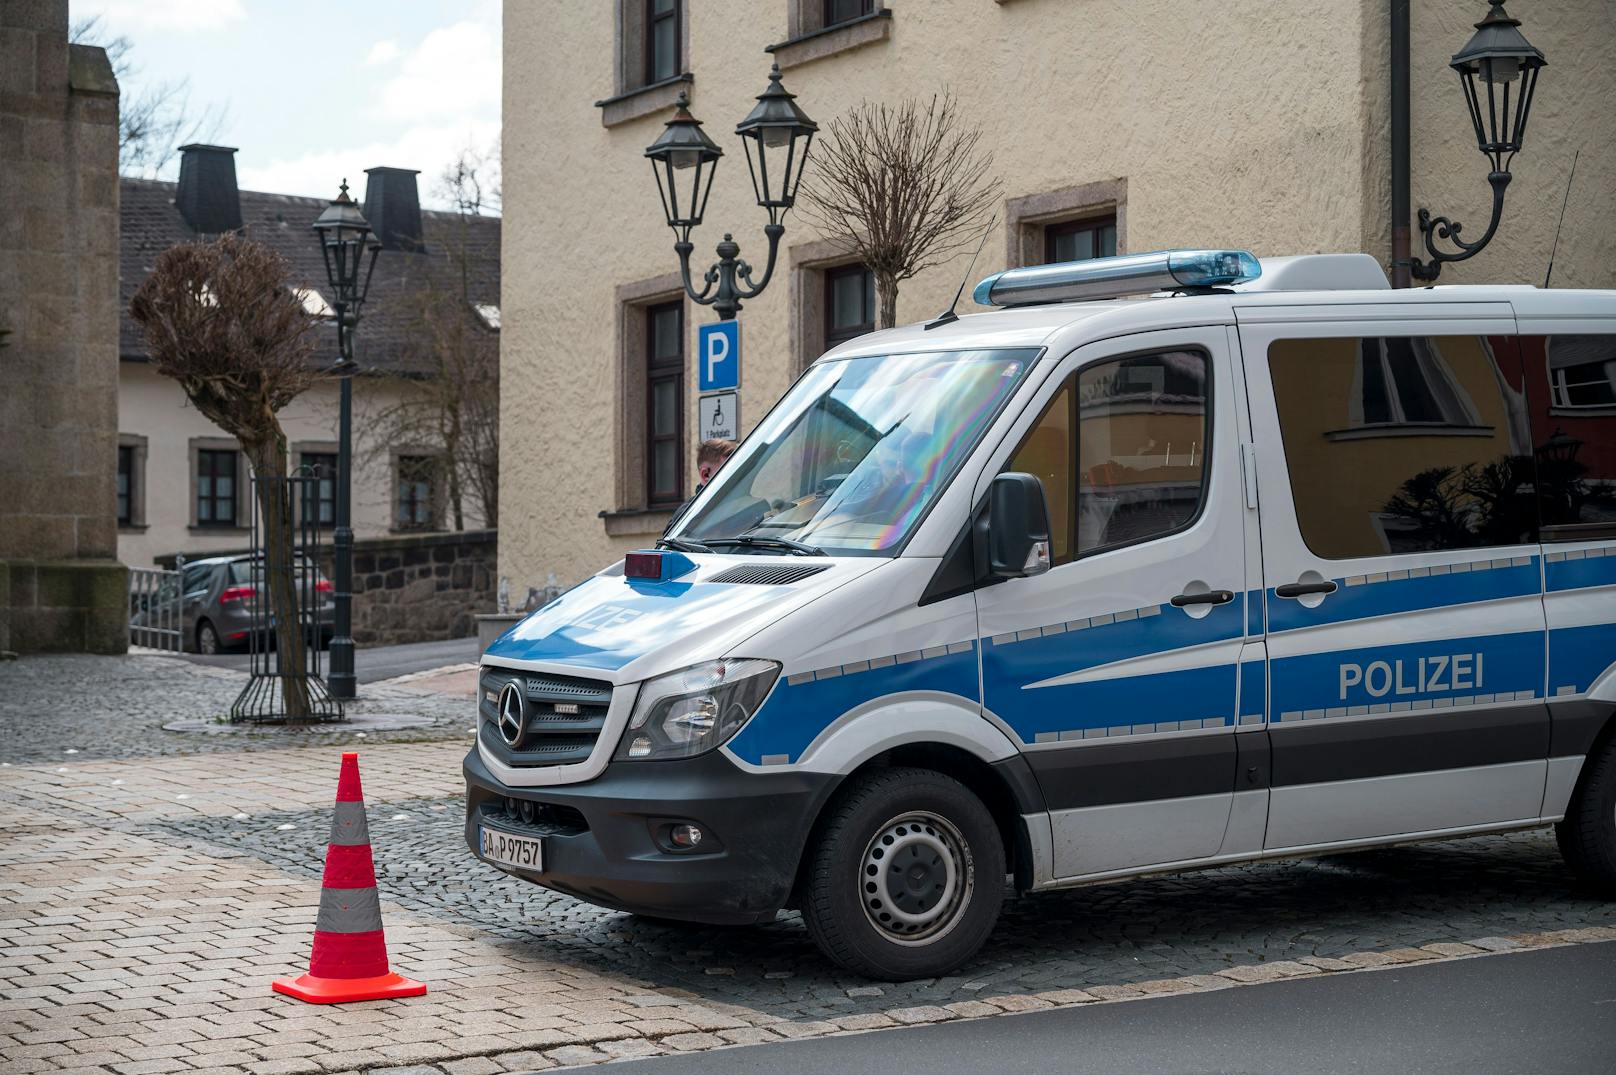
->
[0, 655, 472, 764]
[2, 655, 1615, 1074]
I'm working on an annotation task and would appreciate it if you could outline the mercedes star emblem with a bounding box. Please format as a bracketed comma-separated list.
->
[496, 681, 526, 747]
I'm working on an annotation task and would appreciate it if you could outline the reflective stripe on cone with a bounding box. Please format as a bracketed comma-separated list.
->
[272, 752, 426, 1004]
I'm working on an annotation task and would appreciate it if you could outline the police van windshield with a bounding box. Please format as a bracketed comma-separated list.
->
[675, 348, 1038, 555]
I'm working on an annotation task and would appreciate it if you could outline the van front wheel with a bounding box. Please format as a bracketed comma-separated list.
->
[1557, 735, 1616, 897]
[802, 767, 1003, 980]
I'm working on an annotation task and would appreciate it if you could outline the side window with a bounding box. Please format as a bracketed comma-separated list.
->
[1521, 334, 1616, 539]
[1004, 350, 1210, 564]
[1269, 335, 1535, 558]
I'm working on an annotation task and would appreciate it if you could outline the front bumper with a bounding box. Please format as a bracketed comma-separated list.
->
[463, 746, 837, 925]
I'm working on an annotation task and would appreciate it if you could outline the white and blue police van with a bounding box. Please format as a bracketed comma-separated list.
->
[466, 250, 1616, 980]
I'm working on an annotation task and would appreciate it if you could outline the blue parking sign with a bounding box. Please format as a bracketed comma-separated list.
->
[698, 321, 741, 393]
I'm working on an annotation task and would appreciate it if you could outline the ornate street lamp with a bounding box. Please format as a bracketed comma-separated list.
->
[647, 64, 817, 320]
[1411, 0, 1546, 282]
[311, 180, 381, 701]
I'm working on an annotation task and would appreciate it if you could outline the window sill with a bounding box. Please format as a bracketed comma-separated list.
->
[596, 73, 694, 128]
[118, 523, 147, 533]
[600, 507, 676, 538]
[187, 526, 248, 535]
[765, 10, 892, 71]
[1323, 423, 1495, 442]
[1550, 404, 1616, 417]
[389, 526, 441, 535]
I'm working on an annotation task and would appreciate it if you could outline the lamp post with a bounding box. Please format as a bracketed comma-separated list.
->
[1408, 0, 1547, 283]
[311, 180, 381, 701]
[646, 64, 817, 320]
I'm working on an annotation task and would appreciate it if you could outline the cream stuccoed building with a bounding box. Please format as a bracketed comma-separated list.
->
[499, 0, 1614, 594]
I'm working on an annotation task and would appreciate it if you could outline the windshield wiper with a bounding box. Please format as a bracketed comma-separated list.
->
[705, 536, 828, 557]
[656, 536, 713, 554]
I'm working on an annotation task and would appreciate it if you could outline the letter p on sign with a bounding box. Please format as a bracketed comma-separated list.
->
[699, 321, 741, 393]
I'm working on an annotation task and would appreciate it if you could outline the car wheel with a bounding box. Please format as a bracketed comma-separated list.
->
[1556, 734, 1616, 897]
[801, 767, 1004, 980]
[197, 619, 221, 655]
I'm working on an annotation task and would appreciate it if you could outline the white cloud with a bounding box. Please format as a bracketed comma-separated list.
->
[377, 18, 499, 122]
[236, 119, 501, 212]
[73, 0, 245, 33]
[366, 39, 399, 66]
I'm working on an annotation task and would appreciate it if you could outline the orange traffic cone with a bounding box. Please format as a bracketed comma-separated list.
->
[272, 752, 426, 1003]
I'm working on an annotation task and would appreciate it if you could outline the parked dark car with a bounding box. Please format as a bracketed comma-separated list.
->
[168, 554, 335, 654]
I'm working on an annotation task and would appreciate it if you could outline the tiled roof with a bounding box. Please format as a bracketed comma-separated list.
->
[119, 177, 501, 377]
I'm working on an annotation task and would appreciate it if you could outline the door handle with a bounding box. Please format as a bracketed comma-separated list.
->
[1170, 589, 1235, 607]
[1274, 580, 1339, 599]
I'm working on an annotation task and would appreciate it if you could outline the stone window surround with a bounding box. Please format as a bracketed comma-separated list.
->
[603, 272, 687, 538]
[187, 436, 247, 533]
[766, 5, 892, 71]
[1003, 178, 1128, 270]
[790, 237, 866, 375]
[291, 440, 339, 529]
[391, 447, 444, 534]
[117, 433, 148, 531]
[596, 0, 694, 128]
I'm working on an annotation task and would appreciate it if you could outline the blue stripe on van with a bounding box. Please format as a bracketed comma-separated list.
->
[993, 664, 1236, 742]
[1266, 559, 1539, 634]
[1238, 651, 1266, 724]
[985, 599, 1243, 683]
[1548, 623, 1616, 697]
[728, 643, 980, 766]
[1546, 552, 1616, 593]
[1269, 629, 1543, 719]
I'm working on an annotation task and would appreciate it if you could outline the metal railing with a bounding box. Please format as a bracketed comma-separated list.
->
[128, 566, 183, 652]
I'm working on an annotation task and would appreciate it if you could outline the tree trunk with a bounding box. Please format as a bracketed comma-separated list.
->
[875, 272, 899, 330]
[245, 434, 311, 719]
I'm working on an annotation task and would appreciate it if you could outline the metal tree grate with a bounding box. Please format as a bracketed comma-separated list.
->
[230, 470, 344, 723]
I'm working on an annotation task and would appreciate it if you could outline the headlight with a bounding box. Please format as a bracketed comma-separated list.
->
[615, 659, 779, 761]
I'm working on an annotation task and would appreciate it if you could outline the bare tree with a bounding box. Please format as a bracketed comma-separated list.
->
[129, 236, 321, 717]
[70, 16, 227, 177]
[799, 94, 1002, 329]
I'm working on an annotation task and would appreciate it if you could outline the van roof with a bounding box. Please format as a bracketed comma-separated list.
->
[817, 255, 1616, 362]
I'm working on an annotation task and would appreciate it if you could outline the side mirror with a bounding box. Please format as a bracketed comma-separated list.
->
[988, 472, 1052, 579]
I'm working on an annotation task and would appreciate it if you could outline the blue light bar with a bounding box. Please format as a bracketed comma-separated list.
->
[973, 249, 1262, 308]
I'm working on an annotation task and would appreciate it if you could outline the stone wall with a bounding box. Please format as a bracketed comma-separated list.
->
[0, 1, 126, 654]
[338, 530, 497, 646]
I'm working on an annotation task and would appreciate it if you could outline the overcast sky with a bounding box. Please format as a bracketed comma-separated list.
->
[70, 0, 501, 211]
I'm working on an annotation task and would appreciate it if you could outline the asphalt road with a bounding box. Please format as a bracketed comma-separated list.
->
[177, 635, 479, 681]
[585, 941, 1616, 1075]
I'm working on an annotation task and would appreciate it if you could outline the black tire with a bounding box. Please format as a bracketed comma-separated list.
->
[197, 619, 222, 655]
[801, 767, 1004, 980]
[1556, 735, 1616, 896]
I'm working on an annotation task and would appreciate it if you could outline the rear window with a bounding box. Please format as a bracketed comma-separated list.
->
[1268, 335, 1537, 559]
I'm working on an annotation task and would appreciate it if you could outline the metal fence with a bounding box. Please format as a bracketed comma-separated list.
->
[128, 566, 183, 652]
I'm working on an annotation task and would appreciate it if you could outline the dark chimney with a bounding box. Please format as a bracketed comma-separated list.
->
[362, 166, 426, 252]
[175, 144, 242, 234]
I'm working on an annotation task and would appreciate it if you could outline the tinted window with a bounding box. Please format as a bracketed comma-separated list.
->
[1520, 334, 1616, 539]
[1004, 350, 1210, 563]
[1269, 335, 1535, 559]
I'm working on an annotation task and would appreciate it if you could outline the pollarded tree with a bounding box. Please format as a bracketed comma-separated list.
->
[799, 94, 1002, 329]
[129, 235, 320, 717]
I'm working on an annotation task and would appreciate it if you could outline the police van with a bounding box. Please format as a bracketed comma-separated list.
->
[466, 250, 1616, 980]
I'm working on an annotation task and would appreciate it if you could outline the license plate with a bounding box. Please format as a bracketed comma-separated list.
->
[479, 826, 544, 872]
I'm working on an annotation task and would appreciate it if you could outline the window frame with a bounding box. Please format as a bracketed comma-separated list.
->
[643, 0, 681, 88]
[195, 448, 240, 529]
[1003, 346, 1215, 567]
[822, 0, 875, 28]
[824, 263, 875, 351]
[1042, 213, 1119, 265]
[645, 299, 685, 508]
[394, 453, 438, 532]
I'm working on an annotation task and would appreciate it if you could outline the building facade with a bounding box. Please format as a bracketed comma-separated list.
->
[117, 147, 501, 571]
[499, 0, 1614, 593]
[0, 0, 126, 654]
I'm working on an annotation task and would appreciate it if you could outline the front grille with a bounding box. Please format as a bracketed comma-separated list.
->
[478, 798, 589, 837]
[480, 667, 614, 768]
[709, 563, 830, 585]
